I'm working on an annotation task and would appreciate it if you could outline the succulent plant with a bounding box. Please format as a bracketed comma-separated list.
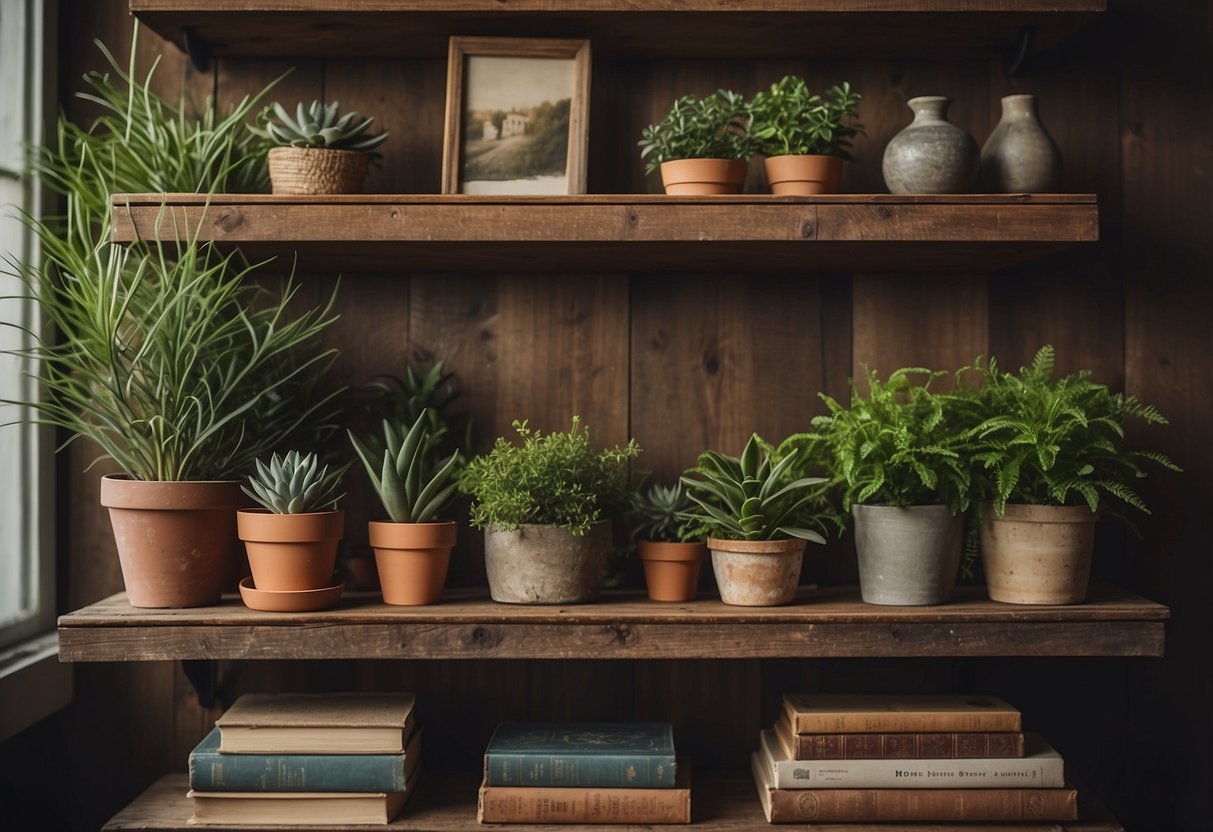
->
[242, 451, 345, 514]
[257, 101, 388, 152]
[349, 410, 464, 523]
[630, 482, 700, 543]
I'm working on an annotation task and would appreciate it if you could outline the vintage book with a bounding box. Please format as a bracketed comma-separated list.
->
[484, 722, 676, 788]
[215, 692, 416, 754]
[477, 760, 691, 823]
[759, 729, 1063, 789]
[773, 713, 1025, 760]
[781, 693, 1021, 735]
[189, 783, 412, 825]
[751, 752, 1076, 823]
[190, 725, 421, 792]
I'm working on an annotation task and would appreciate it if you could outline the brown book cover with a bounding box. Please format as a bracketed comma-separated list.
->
[781, 693, 1022, 735]
[774, 714, 1025, 760]
[216, 693, 416, 754]
[477, 760, 691, 823]
[751, 752, 1076, 823]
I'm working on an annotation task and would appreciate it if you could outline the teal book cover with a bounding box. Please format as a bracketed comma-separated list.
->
[189, 727, 419, 792]
[484, 722, 676, 788]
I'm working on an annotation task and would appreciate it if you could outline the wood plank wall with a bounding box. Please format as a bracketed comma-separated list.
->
[0, 1, 1208, 829]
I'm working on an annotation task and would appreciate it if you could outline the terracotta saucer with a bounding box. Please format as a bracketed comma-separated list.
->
[238, 576, 344, 612]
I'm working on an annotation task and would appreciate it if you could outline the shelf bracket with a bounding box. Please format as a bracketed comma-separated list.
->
[180, 659, 218, 708]
[1002, 25, 1036, 78]
[182, 27, 212, 73]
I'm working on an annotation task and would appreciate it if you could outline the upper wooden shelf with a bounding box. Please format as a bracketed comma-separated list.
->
[59, 585, 1166, 662]
[130, 1, 1105, 60]
[110, 193, 1098, 273]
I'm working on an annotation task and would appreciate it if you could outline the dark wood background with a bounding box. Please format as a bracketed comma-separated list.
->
[1, 1, 1209, 829]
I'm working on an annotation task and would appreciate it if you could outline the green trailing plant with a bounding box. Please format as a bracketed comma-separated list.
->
[680, 433, 829, 542]
[638, 89, 752, 175]
[242, 451, 345, 514]
[348, 410, 463, 523]
[254, 100, 388, 152]
[749, 77, 863, 159]
[459, 417, 641, 536]
[630, 481, 700, 543]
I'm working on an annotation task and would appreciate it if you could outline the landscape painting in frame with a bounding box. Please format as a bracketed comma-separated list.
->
[443, 37, 591, 195]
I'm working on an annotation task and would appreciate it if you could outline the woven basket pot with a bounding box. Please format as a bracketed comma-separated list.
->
[268, 146, 369, 195]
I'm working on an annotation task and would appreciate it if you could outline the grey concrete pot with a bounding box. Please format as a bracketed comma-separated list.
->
[852, 504, 963, 606]
[483, 521, 611, 604]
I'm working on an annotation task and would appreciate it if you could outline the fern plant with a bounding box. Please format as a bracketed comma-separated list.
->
[349, 410, 463, 523]
[243, 452, 345, 514]
[638, 89, 753, 175]
[749, 77, 863, 158]
[630, 482, 700, 543]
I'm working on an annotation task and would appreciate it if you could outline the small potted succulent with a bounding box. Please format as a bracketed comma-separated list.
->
[680, 434, 828, 607]
[459, 417, 640, 604]
[237, 452, 346, 610]
[349, 409, 464, 606]
[638, 89, 753, 194]
[749, 77, 863, 195]
[630, 482, 706, 602]
[254, 100, 389, 194]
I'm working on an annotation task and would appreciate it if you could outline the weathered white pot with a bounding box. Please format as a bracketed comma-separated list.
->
[483, 522, 611, 604]
[981, 504, 1096, 605]
[853, 504, 963, 606]
[707, 537, 805, 606]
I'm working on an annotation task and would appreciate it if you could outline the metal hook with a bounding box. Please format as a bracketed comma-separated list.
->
[183, 27, 212, 73]
[1002, 25, 1036, 78]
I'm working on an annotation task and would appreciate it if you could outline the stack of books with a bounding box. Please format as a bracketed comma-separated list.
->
[477, 722, 689, 824]
[752, 694, 1077, 824]
[187, 692, 420, 825]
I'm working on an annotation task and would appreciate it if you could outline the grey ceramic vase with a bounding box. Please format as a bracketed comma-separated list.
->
[980, 94, 1063, 193]
[852, 504, 963, 606]
[882, 96, 980, 194]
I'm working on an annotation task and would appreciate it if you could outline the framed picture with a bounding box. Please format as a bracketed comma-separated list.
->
[442, 36, 591, 195]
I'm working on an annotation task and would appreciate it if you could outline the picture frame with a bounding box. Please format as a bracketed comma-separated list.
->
[442, 36, 591, 195]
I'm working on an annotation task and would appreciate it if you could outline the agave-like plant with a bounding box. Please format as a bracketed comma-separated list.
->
[630, 482, 699, 543]
[242, 451, 345, 515]
[348, 410, 463, 523]
[256, 100, 389, 151]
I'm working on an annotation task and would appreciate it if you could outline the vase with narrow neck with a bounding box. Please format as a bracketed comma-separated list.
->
[981, 94, 1063, 193]
[882, 96, 979, 194]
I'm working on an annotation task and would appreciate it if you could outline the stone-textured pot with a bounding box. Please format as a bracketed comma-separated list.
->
[637, 540, 707, 602]
[764, 154, 843, 195]
[980, 94, 1063, 193]
[483, 522, 611, 604]
[882, 96, 979, 194]
[100, 475, 243, 608]
[659, 158, 748, 195]
[852, 504, 963, 606]
[982, 504, 1096, 605]
[237, 509, 344, 592]
[268, 146, 369, 195]
[708, 537, 805, 606]
[369, 520, 456, 606]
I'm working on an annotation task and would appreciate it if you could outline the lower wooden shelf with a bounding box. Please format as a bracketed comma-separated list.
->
[104, 770, 1124, 831]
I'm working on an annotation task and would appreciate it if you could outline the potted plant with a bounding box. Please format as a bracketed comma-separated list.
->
[253, 100, 389, 194]
[237, 452, 346, 611]
[968, 346, 1179, 605]
[459, 417, 640, 604]
[349, 409, 464, 605]
[749, 77, 863, 195]
[630, 482, 706, 602]
[811, 367, 974, 606]
[680, 434, 828, 607]
[638, 89, 753, 194]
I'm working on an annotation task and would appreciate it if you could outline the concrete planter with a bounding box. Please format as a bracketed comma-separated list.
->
[981, 504, 1096, 605]
[483, 522, 611, 604]
[707, 537, 805, 606]
[852, 504, 963, 606]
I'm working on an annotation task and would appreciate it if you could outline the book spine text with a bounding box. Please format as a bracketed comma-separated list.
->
[189, 751, 406, 792]
[766, 786, 1077, 822]
[793, 731, 1025, 760]
[477, 785, 690, 823]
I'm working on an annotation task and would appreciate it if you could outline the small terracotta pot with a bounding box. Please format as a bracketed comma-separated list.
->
[707, 537, 806, 606]
[268, 146, 369, 195]
[369, 520, 456, 606]
[638, 540, 706, 602]
[659, 158, 748, 195]
[764, 154, 844, 195]
[981, 504, 1097, 605]
[237, 509, 344, 592]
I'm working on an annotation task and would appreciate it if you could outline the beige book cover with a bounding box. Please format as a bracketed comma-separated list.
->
[781, 693, 1021, 734]
[216, 692, 416, 754]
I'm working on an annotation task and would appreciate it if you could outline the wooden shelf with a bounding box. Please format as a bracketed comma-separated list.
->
[59, 585, 1166, 662]
[110, 193, 1098, 273]
[129, 1, 1104, 60]
[104, 770, 1125, 831]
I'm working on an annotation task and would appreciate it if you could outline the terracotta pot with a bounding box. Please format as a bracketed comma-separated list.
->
[268, 146, 369, 195]
[100, 475, 243, 608]
[981, 504, 1096, 605]
[707, 537, 805, 606]
[237, 509, 344, 592]
[638, 540, 707, 602]
[483, 522, 610, 604]
[369, 520, 456, 606]
[659, 158, 748, 195]
[852, 504, 963, 606]
[764, 154, 844, 195]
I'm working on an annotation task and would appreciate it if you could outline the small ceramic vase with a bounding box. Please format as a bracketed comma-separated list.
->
[882, 96, 980, 194]
[980, 94, 1063, 193]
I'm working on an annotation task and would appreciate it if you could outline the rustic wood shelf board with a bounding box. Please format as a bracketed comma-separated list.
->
[110, 193, 1098, 273]
[59, 585, 1166, 662]
[129, 1, 1105, 60]
[105, 771, 1124, 832]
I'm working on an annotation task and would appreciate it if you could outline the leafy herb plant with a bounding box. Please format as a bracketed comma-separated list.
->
[243, 451, 345, 514]
[348, 410, 464, 524]
[630, 481, 700, 543]
[638, 89, 752, 175]
[749, 77, 863, 159]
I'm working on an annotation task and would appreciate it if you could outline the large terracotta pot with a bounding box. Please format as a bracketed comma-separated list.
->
[483, 522, 611, 604]
[268, 146, 369, 194]
[852, 504, 963, 606]
[369, 520, 456, 606]
[981, 504, 1097, 605]
[659, 158, 748, 195]
[707, 537, 805, 606]
[637, 540, 706, 602]
[100, 475, 243, 608]
[237, 509, 344, 592]
[764, 154, 844, 195]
